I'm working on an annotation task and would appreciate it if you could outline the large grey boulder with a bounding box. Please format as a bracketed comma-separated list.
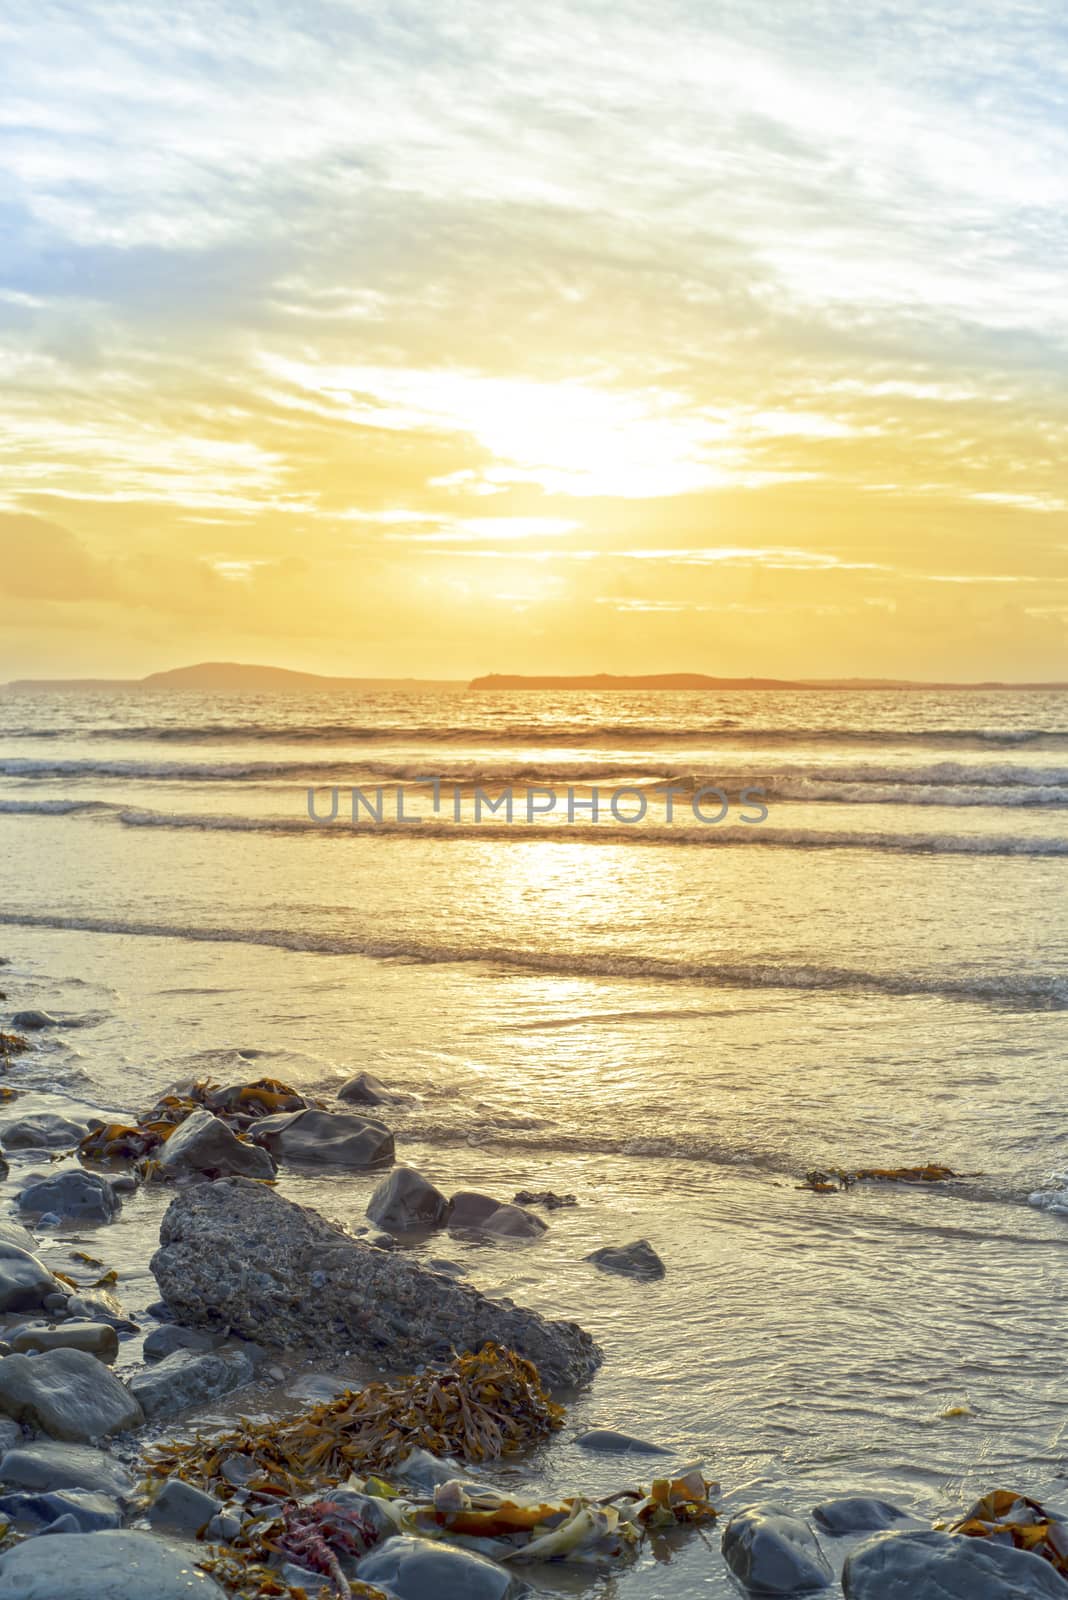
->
[449, 1191, 506, 1230]
[17, 1170, 120, 1224]
[367, 1166, 450, 1231]
[478, 1204, 547, 1240]
[357, 1535, 531, 1600]
[585, 1238, 665, 1281]
[160, 1108, 276, 1180]
[0, 1529, 227, 1599]
[0, 1115, 86, 1151]
[338, 1070, 405, 1105]
[0, 1441, 133, 1498]
[0, 1348, 143, 1441]
[127, 1347, 254, 1421]
[251, 1107, 394, 1168]
[9, 1322, 119, 1362]
[151, 1177, 602, 1387]
[722, 1503, 833, 1593]
[842, 1528, 1068, 1598]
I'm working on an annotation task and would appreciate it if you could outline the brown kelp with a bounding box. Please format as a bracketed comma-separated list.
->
[948, 1490, 1068, 1575]
[144, 1344, 565, 1498]
[75, 1076, 310, 1176]
[799, 1164, 971, 1193]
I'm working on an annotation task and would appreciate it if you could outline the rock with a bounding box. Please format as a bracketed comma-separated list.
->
[338, 1070, 403, 1105]
[0, 1488, 122, 1532]
[576, 1428, 672, 1455]
[152, 1177, 602, 1388]
[159, 1108, 276, 1180]
[17, 1171, 120, 1224]
[478, 1204, 547, 1240]
[585, 1239, 665, 1281]
[0, 1115, 86, 1151]
[427, 1258, 465, 1277]
[842, 1528, 1068, 1598]
[722, 1503, 833, 1594]
[366, 1166, 451, 1231]
[9, 1323, 119, 1362]
[0, 1529, 227, 1598]
[0, 1422, 21, 1456]
[0, 1442, 133, 1498]
[251, 1108, 394, 1168]
[38, 1513, 81, 1534]
[127, 1347, 254, 1421]
[813, 1496, 913, 1536]
[514, 1189, 577, 1208]
[206, 1510, 242, 1542]
[8, 1011, 56, 1031]
[357, 1535, 531, 1600]
[448, 1191, 508, 1230]
[394, 1446, 465, 1490]
[143, 1324, 216, 1361]
[147, 1478, 222, 1535]
[0, 1242, 63, 1315]
[60, 1292, 136, 1331]
[0, 1348, 143, 1442]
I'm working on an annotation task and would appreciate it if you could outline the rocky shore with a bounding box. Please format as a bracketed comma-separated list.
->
[0, 975, 1067, 1599]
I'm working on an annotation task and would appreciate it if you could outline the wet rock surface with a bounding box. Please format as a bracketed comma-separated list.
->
[147, 1477, 223, 1535]
[0, 1114, 87, 1151]
[159, 1107, 276, 1180]
[357, 1534, 532, 1600]
[337, 1070, 406, 1105]
[585, 1238, 666, 1280]
[0, 1487, 122, 1533]
[0, 1235, 64, 1314]
[842, 1528, 1068, 1598]
[813, 1494, 914, 1535]
[0, 1347, 144, 1441]
[17, 1169, 120, 1223]
[7, 1011, 56, 1031]
[127, 1346, 255, 1421]
[721, 1502, 834, 1593]
[143, 1324, 217, 1361]
[0, 1529, 227, 1599]
[251, 1107, 395, 1167]
[152, 1176, 602, 1386]
[0, 1440, 134, 1497]
[576, 1428, 672, 1455]
[366, 1164, 451, 1231]
[8, 1321, 119, 1362]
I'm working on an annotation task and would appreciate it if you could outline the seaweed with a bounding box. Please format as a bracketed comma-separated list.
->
[948, 1490, 1068, 1575]
[0, 1032, 29, 1058]
[144, 1344, 565, 1499]
[75, 1077, 310, 1176]
[799, 1164, 972, 1193]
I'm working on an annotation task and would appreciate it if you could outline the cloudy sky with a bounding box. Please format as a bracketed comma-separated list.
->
[2, 0, 1067, 679]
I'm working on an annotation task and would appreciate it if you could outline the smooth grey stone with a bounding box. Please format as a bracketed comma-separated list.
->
[61, 1293, 136, 1332]
[842, 1528, 1068, 1598]
[127, 1347, 254, 1421]
[110, 1175, 139, 1194]
[0, 1422, 21, 1457]
[143, 1324, 216, 1361]
[8, 1012, 56, 1031]
[0, 1489, 121, 1532]
[0, 1529, 227, 1598]
[0, 1245, 62, 1315]
[38, 1512, 82, 1534]
[337, 1070, 404, 1105]
[722, 1502, 833, 1594]
[327, 1484, 404, 1540]
[152, 1178, 601, 1389]
[813, 1495, 913, 1535]
[585, 1238, 666, 1280]
[0, 1116, 86, 1151]
[0, 1442, 133, 1498]
[477, 1204, 547, 1240]
[576, 1428, 672, 1455]
[448, 1191, 504, 1230]
[426, 1258, 465, 1276]
[251, 1107, 394, 1168]
[358, 1535, 531, 1600]
[206, 1510, 242, 1541]
[393, 1446, 465, 1489]
[367, 1166, 450, 1231]
[9, 1322, 119, 1362]
[17, 1177, 120, 1222]
[159, 1108, 276, 1181]
[148, 1478, 222, 1535]
[0, 1348, 143, 1442]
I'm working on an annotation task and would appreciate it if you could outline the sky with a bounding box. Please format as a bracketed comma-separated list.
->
[1, 0, 1067, 681]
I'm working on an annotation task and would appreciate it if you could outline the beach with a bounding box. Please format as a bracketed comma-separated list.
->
[1, 685, 1067, 1596]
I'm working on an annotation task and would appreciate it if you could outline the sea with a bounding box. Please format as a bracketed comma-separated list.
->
[1, 685, 1067, 1597]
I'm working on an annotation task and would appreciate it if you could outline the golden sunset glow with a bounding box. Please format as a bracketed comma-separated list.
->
[2, 2, 1066, 679]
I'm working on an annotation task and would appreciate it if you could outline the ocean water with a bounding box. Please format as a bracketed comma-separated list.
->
[1, 686, 1067, 1597]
